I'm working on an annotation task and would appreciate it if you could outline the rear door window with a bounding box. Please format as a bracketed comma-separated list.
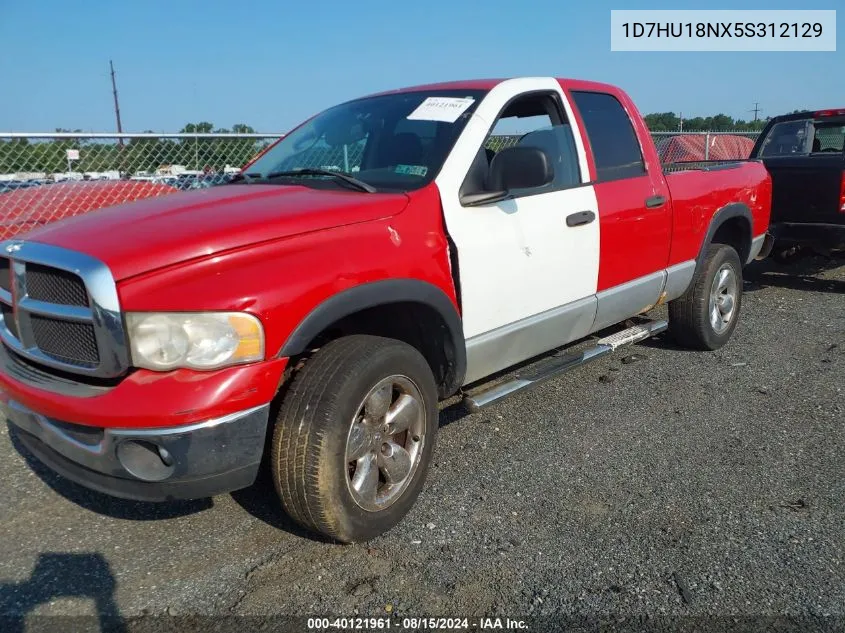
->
[759, 120, 812, 156]
[570, 91, 646, 181]
[811, 124, 845, 153]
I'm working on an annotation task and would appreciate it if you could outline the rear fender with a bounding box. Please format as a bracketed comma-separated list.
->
[695, 202, 753, 270]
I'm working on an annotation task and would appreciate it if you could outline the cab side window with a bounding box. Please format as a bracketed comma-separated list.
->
[811, 123, 845, 153]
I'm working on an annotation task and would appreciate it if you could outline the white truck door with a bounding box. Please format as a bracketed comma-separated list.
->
[434, 78, 600, 384]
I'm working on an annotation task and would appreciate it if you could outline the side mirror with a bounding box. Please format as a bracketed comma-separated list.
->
[490, 146, 554, 191]
[460, 146, 554, 206]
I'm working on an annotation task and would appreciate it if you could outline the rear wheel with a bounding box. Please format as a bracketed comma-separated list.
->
[270, 335, 438, 543]
[669, 243, 743, 350]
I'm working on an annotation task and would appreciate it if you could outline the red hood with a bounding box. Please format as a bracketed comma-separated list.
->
[21, 184, 409, 280]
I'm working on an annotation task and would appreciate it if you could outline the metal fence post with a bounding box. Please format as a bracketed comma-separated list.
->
[704, 133, 711, 161]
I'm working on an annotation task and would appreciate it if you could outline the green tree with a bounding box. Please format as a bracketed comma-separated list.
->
[126, 131, 178, 173]
[180, 122, 214, 134]
[1, 122, 264, 176]
[228, 123, 261, 168]
[710, 114, 734, 130]
[643, 112, 680, 132]
[180, 122, 217, 170]
[643, 112, 774, 133]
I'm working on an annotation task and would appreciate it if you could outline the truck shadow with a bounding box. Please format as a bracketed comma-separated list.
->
[7, 423, 324, 540]
[7, 424, 212, 521]
[0, 552, 125, 633]
[229, 471, 335, 543]
[744, 254, 845, 295]
[224, 396, 333, 541]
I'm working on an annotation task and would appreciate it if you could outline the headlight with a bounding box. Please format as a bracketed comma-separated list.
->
[126, 312, 265, 371]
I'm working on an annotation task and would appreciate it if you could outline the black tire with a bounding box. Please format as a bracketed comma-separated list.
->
[668, 243, 743, 351]
[270, 335, 438, 543]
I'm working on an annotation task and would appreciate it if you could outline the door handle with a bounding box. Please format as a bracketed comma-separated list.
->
[645, 195, 667, 209]
[566, 210, 596, 227]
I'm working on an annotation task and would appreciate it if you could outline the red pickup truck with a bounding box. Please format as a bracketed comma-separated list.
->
[0, 78, 771, 542]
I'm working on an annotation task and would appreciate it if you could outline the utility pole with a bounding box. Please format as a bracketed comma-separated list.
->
[749, 102, 762, 122]
[110, 60, 124, 147]
[679, 112, 683, 132]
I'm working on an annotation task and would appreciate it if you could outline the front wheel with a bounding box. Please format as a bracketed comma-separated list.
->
[270, 335, 439, 543]
[668, 243, 743, 350]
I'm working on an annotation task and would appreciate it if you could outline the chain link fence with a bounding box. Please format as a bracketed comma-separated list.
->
[652, 130, 761, 164]
[1, 130, 761, 240]
[0, 133, 281, 239]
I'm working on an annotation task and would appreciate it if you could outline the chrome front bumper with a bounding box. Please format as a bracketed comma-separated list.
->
[3, 399, 270, 502]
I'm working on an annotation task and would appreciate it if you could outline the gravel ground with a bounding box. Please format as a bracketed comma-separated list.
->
[0, 254, 843, 631]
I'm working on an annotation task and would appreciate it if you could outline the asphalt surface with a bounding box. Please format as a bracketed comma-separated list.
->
[0, 254, 843, 631]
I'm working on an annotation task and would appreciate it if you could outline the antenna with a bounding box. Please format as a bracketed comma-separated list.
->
[749, 102, 762, 122]
[110, 60, 124, 147]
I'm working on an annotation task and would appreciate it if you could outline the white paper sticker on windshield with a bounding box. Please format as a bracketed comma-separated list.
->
[407, 97, 475, 123]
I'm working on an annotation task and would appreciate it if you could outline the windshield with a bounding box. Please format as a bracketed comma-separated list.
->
[244, 89, 486, 192]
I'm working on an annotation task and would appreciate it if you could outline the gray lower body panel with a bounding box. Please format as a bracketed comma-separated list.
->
[748, 234, 767, 263]
[663, 261, 696, 302]
[463, 260, 697, 386]
[591, 271, 665, 333]
[464, 296, 596, 385]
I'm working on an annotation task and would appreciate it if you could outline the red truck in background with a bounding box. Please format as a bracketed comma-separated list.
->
[0, 77, 771, 543]
[0, 180, 179, 240]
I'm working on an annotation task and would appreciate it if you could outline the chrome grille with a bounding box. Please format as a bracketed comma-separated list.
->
[0, 240, 128, 378]
[30, 315, 100, 367]
[26, 263, 89, 306]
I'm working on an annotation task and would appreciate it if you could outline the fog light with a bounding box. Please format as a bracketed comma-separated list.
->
[116, 440, 176, 482]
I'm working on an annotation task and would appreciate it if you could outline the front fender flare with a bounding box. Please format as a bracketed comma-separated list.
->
[277, 279, 466, 396]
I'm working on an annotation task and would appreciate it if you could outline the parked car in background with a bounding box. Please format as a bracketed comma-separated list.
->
[174, 173, 234, 190]
[750, 108, 845, 259]
[0, 180, 47, 195]
[0, 77, 771, 543]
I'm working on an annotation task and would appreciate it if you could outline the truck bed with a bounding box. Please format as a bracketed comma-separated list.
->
[663, 159, 772, 264]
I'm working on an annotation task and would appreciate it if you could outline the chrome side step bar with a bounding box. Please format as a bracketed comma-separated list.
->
[462, 319, 668, 412]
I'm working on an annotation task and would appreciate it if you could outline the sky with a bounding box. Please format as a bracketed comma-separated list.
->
[0, 0, 842, 133]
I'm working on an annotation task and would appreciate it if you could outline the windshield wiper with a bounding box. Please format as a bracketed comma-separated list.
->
[264, 168, 377, 193]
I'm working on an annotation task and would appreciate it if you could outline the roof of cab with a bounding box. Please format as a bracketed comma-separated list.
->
[363, 77, 625, 99]
[763, 108, 845, 125]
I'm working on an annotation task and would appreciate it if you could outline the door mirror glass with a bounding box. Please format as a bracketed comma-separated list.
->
[489, 146, 554, 191]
